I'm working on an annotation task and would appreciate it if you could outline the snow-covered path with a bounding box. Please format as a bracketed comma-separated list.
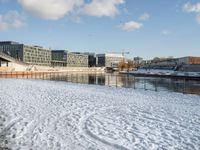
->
[0, 79, 200, 150]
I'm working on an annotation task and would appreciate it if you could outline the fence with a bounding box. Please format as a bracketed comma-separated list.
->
[0, 71, 200, 95]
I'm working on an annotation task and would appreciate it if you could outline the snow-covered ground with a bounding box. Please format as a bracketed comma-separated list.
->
[0, 79, 200, 150]
[127, 69, 200, 77]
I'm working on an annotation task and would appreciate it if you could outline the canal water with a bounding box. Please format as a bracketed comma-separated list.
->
[0, 72, 200, 95]
[47, 72, 200, 95]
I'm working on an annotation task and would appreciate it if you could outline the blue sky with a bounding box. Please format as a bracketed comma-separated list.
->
[0, 0, 200, 59]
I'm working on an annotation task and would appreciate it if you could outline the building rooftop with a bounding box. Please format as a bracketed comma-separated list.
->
[0, 41, 20, 45]
[52, 50, 67, 52]
[105, 53, 123, 58]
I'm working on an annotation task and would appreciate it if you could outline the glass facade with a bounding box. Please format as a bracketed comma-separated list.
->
[0, 42, 51, 66]
[67, 53, 88, 67]
[23, 46, 51, 66]
[51, 50, 68, 67]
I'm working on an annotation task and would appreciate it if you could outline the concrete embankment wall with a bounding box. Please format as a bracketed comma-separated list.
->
[0, 62, 105, 72]
[0, 62, 28, 72]
[35, 66, 105, 72]
[181, 64, 200, 72]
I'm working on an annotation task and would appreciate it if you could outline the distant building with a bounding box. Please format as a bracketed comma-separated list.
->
[83, 53, 96, 67]
[105, 53, 124, 67]
[140, 56, 200, 71]
[133, 57, 143, 65]
[51, 50, 67, 67]
[96, 54, 106, 67]
[149, 57, 200, 66]
[67, 52, 88, 67]
[96, 53, 124, 67]
[0, 41, 51, 66]
[176, 56, 200, 65]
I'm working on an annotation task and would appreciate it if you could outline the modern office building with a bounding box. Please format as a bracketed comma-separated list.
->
[96, 54, 106, 67]
[96, 53, 124, 67]
[0, 41, 51, 66]
[51, 50, 67, 67]
[106, 53, 124, 67]
[67, 52, 88, 67]
[84, 52, 96, 67]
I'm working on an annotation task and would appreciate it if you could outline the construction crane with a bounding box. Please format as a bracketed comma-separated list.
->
[122, 49, 130, 63]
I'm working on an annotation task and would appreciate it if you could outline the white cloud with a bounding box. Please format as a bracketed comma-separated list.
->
[183, 2, 200, 13]
[17, 0, 126, 20]
[118, 21, 143, 32]
[162, 30, 171, 36]
[0, 11, 25, 31]
[18, 0, 84, 20]
[82, 0, 125, 17]
[183, 2, 200, 25]
[139, 13, 150, 21]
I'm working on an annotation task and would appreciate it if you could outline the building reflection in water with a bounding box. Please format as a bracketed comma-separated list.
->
[48, 73, 200, 95]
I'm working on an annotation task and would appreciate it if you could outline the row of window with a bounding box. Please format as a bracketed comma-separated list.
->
[24, 54, 51, 58]
[24, 59, 51, 63]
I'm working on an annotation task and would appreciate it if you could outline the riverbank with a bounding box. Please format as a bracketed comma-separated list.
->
[0, 79, 200, 149]
[120, 69, 200, 80]
[0, 71, 106, 80]
[0, 65, 105, 72]
[0, 67, 105, 78]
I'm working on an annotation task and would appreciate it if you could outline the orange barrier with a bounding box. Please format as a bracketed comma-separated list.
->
[0, 67, 12, 72]
[0, 71, 59, 79]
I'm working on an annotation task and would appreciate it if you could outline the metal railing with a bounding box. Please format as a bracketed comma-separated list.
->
[0, 71, 200, 95]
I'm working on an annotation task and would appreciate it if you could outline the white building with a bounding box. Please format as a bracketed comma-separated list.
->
[96, 53, 124, 67]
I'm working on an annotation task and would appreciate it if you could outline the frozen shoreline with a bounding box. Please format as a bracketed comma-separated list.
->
[121, 69, 200, 78]
[0, 79, 200, 149]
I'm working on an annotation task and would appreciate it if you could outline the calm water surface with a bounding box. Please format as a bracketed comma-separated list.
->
[48, 72, 200, 95]
[1, 72, 199, 95]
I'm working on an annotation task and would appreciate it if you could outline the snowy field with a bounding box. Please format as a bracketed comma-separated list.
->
[0, 79, 200, 150]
